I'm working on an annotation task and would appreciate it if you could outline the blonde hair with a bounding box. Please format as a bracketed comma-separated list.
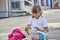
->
[32, 5, 42, 18]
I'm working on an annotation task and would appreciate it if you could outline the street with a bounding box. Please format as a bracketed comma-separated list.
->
[0, 9, 60, 40]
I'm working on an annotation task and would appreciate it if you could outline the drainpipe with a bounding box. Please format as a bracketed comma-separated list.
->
[8, 0, 10, 17]
[50, 0, 52, 9]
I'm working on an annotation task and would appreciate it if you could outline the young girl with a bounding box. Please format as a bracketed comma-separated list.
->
[25, 5, 49, 40]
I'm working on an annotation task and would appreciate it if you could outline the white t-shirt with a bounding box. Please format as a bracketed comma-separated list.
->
[28, 16, 48, 35]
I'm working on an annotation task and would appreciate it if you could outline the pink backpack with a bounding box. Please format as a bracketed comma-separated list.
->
[8, 28, 26, 40]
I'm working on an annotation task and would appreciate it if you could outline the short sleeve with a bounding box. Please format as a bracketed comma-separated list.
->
[42, 17, 48, 27]
[28, 18, 32, 25]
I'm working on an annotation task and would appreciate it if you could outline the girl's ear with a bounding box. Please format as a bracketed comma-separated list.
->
[39, 11, 42, 14]
[32, 14, 34, 18]
[32, 16, 34, 18]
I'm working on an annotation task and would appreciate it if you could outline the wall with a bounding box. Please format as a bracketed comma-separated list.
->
[0, 0, 8, 12]
[0, 0, 9, 17]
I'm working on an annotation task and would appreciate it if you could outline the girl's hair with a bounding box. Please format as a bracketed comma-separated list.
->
[32, 5, 42, 18]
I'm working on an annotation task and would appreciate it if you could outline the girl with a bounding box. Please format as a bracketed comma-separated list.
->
[25, 5, 49, 40]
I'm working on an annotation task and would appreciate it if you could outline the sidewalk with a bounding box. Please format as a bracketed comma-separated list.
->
[0, 9, 60, 40]
[43, 9, 60, 14]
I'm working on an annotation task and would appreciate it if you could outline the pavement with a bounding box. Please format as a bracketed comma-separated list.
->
[0, 9, 60, 40]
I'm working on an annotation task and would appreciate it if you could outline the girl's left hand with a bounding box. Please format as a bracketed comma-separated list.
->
[44, 27, 49, 32]
[34, 27, 44, 32]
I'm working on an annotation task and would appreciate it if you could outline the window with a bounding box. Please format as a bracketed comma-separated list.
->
[24, 1, 32, 6]
[46, 0, 49, 6]
[11, 1, 20, 10]
[41, 0, 44, 6]
[34, 0, 37, 5]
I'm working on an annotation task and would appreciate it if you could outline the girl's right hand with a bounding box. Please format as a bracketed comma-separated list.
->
[25, 24, 31, 31]
[24, 26, 29, 35]
[24, 24, 31, 35]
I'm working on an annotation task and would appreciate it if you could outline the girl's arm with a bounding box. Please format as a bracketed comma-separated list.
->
[25, 24, 31, 31]
[24, 24, 31, 34]
[34, 27, 44, 32]
[42, 17, 49, 32]
[35, 26, 49, 32]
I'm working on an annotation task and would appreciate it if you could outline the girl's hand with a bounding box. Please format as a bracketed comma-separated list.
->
[34, 27, 44, 32]
[25, 24, 31, 31]
[24, 24, 31, 35]
[24, 26, 29, 35]
[44, 27, 49, 32]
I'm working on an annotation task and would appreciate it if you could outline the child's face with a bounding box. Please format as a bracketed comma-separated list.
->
[32, 12, 41, 19]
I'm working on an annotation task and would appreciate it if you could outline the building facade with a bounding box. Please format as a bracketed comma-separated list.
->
[50, 0, 60, 9]
[0, 0, 9, 17]
[0, 0, 51, 17]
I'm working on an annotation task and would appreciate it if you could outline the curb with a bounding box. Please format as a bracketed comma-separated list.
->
[48, 23, 60, 28]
